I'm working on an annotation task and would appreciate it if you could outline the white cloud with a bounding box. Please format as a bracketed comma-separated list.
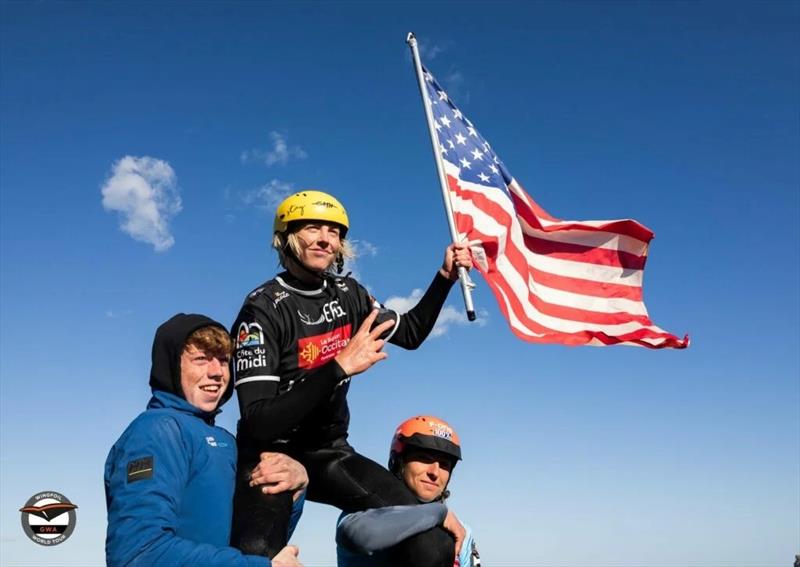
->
[385, 289, 424, 312]
[441, 70, 469, 104]
[385, 289, 488, 337]
[349, 239, 378, 258]
[101, 155, 182, 252]
[241, 132, 307, 166]
[105, 309, 133, 319]
[240, 179, 295, 211]
[420, 41, 449, 61]
[341, 239, 379, 281]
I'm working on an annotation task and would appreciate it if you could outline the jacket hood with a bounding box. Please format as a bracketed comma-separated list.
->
[149, 313, 233, 407]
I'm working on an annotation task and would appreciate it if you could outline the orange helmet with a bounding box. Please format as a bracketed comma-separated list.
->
[388, 416, 462, 474]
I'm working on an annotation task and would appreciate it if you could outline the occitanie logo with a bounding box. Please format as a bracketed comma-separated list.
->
[300, 343, 320, 364]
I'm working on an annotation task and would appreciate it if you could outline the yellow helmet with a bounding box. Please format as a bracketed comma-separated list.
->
[273, 190, 349, 236]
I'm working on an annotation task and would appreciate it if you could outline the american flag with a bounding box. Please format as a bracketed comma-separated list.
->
[421, 66, 688, 348]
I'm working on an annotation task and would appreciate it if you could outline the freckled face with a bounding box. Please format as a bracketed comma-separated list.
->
[180, 345, 230, 412]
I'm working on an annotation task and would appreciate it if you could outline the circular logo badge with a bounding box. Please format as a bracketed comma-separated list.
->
[19, 491, 78, 546]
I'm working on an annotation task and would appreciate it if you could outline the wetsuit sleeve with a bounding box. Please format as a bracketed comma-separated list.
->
[104, 417, 268, 567]
[387, 272, 455, 349]
[336, 502, 448, 554]
[233, 302, 349, 442]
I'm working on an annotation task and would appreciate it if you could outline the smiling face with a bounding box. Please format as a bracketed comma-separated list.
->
[179, 344, 230, 412]
[290, 222, 342, 272]
[401, 448, 454, 503]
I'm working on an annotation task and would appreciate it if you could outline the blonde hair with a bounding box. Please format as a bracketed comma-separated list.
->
[272, 227, 353, 272]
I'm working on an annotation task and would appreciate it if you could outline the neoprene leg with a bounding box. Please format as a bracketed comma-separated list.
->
[230, 460, 293, 558]
[301, 444, 455, 567]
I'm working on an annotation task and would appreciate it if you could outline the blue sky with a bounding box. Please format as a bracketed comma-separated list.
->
[1, 1, 798, 565]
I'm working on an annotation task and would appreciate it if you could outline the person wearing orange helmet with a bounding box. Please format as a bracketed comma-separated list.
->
[230, 191, 472, 566]
[336, 416, 480, 566]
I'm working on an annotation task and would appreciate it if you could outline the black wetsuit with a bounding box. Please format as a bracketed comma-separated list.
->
[230, 271, 456, 566]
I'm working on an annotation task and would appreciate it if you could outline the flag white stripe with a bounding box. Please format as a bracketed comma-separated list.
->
[507, 181, 649, 233]
[518, 220, 649, 257]
[493, 249, 657, 335]
[494, 271, 664, 348]
[493, 283, 547, 339]
[452, 189, 646, 287]
[537, 217, 644, 230]
[526, 274, 649, 316]
[452, 184, 663, 331]
[451, 170, 649, 257]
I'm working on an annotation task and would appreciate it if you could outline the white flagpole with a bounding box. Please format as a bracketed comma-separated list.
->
[406, 32, 477, 322]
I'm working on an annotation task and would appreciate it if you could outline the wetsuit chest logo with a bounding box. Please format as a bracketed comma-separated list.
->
[298, 299, 347, 326]
[297, 324, 352, 369]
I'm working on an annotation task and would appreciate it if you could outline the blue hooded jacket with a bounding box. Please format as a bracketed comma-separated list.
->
[105, 314, 303, 567]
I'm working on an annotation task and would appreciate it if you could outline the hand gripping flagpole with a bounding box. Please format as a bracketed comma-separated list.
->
[406, 32, 477, 322]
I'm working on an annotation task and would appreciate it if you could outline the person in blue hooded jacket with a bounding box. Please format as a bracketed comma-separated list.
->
[105, 313, 306, 567]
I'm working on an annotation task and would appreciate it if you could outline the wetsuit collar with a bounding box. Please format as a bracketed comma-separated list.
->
[276, 272, 328, 296]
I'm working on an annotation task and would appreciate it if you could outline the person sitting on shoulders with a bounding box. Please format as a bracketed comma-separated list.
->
[231, 191, 472, 566]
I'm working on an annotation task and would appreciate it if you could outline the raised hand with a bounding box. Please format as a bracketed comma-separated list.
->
[334, 310, 395, 377]
[439, 242, 474, 281]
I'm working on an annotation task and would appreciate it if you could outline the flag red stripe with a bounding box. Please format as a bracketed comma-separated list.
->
[473, 230, 656, 328]
[505, 179, 560, 223]
[522, 234, 648, 271]
[456, 210, 644, 301]
[452, 195, 685, 345]
[450, 184, 646, 300]
[526, 265, 644, 301]
[509, 186, 655, 243]
[488, 269, 686, 348]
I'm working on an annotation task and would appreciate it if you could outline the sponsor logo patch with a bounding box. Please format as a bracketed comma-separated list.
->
[428, 421, 454, 440]
[272, 290, 290, 306]
[19, 491, 78, 546]
[237, 322, 264, 348]
[236, 344, 268, 374]
[298, 311, 324, 326]
[127, 456, 154, 483]
[297, 324, 352, 369]
[298, 299, 347, 326]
